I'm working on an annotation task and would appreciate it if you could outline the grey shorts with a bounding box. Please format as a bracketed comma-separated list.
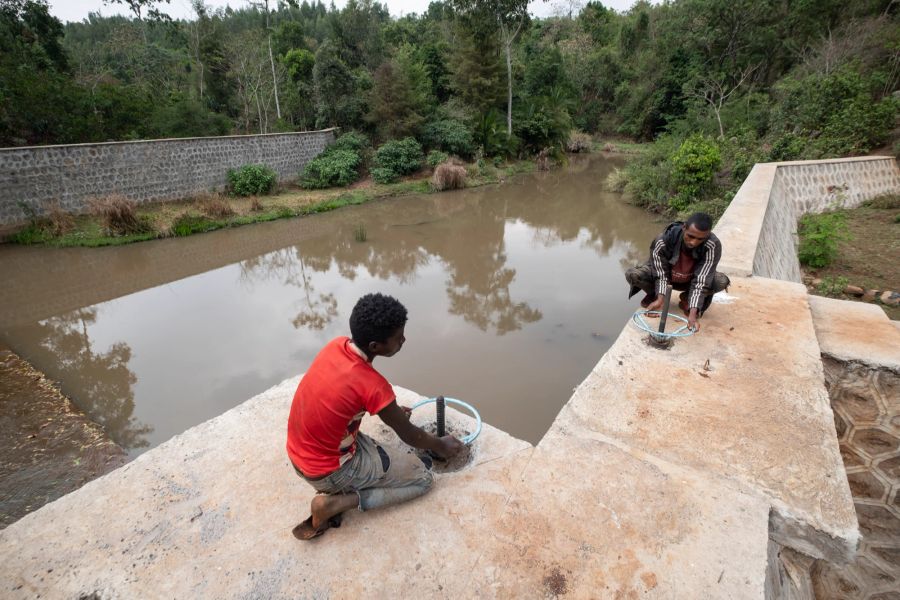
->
[294, 433, 434, 512]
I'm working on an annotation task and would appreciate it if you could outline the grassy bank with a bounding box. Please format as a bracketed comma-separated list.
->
[6, 159, 541, 248]
[801, 194, 900, 320]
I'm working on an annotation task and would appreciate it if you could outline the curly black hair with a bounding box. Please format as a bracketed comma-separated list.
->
[349, 293, 408, 348]
[685, 212, 713, 232]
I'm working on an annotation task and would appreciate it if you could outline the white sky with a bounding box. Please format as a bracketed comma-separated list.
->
[48, 0, 642, 24]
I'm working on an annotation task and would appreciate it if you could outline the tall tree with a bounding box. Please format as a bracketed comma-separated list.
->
[247, 0, 282, 120]
[452, 0, 528, 135]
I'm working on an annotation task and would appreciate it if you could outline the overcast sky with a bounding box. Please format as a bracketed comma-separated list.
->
[47, 0, 642, 24]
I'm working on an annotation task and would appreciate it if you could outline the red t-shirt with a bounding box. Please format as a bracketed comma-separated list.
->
[286, 337, 395, 477]
[671, 247, 696, 284]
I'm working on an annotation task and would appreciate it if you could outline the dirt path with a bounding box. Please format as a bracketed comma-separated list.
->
[0, 345, 127, 528]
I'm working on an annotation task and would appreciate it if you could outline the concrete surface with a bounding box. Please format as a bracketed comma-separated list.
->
[0, 380, 772, 599]
[808, 295, 900, 372]
[560, 276, 858, 563]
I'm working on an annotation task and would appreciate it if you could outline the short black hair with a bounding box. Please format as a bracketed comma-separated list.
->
[349, 293, 408, 348]
[685, 212, 713, 232]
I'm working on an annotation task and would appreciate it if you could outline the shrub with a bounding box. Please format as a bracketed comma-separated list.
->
[865, 193, 900, 210]
[816, 275, 849, 298]
[45, 202, 74, 236]
[199, 194, 235, 218]
[421, 119, 476, 158]
[301, 149, 363, 189]
[621, 134, 679, 210]
[427, 150, 450, 168]
[372, 137, 423, 184]
[227, 164, 277, 196]
[330, 131, 370, 154]
[669, 134, 721, 211]
[566, 130, 592, 153]
[299, 132, 369, 189]
[431, 163, 467, 191]
[90, 195, 151, 236]
[798, 210, 850, 268]
[604, 168, 628, 192]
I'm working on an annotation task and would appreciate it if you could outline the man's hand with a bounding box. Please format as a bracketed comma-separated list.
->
[646, 295, 665, 312]
[688, 308, 700, 332]
[434, 435, 464, 459]
[378, 400, 465, 458]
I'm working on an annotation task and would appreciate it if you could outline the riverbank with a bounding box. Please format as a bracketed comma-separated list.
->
[0, 345, 126, 529]
[4, 158, 542, 248]
[2, 143, 650, 249]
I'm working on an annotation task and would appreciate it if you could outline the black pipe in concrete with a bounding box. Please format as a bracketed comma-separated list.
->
[436, 395, 445, 437]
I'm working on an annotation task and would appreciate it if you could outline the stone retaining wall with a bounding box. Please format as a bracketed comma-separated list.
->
[0, 129, 337, 227]
[717, 156, 900, 282]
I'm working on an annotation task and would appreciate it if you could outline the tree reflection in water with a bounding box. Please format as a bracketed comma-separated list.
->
[20, 308, 151, 451]
[239, 250, 338, 331]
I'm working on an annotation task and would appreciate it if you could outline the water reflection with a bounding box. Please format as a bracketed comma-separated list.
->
[13, 308, 151, 450]
[240, 251, 339, 330]
[0, 155, 662, 452]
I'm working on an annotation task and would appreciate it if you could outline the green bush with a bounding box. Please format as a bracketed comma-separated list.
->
[798, 211, 850, 268]
[816, 275, 849, 298]
[427, 150, 449, 168]
[227, 164, 277, 196]
[299, 132, 369, 189]
[300, 149, 363, 189]
[669, 134, 721, 210]
[372, 138, 423, 184]
[421, 119, 475, 158]
[514, 100, 573, 153]
[330, 131, 370, 154]
[621, 134, 679, 209]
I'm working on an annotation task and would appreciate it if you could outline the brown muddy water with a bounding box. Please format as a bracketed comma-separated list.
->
[0, 155, 660, 457]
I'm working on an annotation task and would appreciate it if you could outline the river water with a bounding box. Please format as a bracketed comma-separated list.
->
[0, 155, 661, 456]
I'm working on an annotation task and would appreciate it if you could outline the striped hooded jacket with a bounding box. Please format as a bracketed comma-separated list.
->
[630, 221, 723, 313]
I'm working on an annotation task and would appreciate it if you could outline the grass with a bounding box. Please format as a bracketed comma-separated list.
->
[593, 139, 648, 154]
[803, 195, 900, 320]
[2, 154, 580, 248]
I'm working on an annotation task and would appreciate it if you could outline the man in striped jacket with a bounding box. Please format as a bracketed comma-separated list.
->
[625, 212, 729, 332]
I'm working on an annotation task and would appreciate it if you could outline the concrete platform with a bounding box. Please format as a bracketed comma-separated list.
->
[560, 276, 858, 563]
[1, 379, 772, 598]
[808, 295, 900, 372]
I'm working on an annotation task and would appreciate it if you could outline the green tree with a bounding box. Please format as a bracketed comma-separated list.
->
[367, 59, 425, 141]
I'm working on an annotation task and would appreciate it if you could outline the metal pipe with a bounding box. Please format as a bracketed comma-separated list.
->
[436, 395, 445, 437]
[658, 285, 672, 334]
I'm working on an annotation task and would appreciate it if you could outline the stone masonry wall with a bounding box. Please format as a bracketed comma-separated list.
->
[0, 129, 337, 227]
[776, 157, 900, 215]
[752, 170, 802, 282]
[746, 157, 899, 283]
[812, 357, 900, 600]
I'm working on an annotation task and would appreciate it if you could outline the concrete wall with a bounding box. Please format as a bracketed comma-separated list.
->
[717, 156, 900, 282]
[0, 129, 337, 227]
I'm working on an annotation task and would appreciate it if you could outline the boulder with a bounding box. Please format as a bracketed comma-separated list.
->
[844, 285, 864, 297]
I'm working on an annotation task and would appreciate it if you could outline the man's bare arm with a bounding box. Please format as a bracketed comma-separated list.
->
[378, 400, 463, 459]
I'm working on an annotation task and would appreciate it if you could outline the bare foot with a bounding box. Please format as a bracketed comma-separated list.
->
[310, 493, 357, 530]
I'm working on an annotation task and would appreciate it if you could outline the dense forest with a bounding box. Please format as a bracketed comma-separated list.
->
[1, 0, 898, 214]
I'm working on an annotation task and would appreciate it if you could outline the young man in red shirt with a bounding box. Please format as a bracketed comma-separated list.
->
[287, 293, 463, 540]
[625, 212, 729, 332]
